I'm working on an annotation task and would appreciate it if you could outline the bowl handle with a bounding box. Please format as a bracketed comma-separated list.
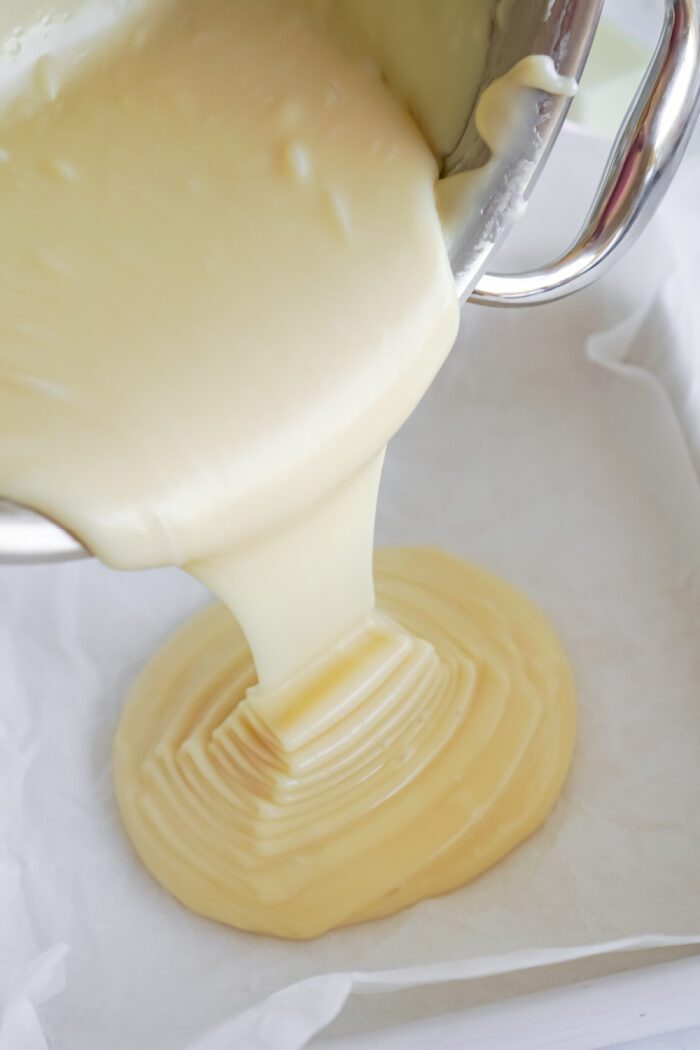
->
[470, 0, 700, 307]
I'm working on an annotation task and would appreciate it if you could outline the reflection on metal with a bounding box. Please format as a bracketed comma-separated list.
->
[470, 0, 700, 305]
[0, 501, 87, 564]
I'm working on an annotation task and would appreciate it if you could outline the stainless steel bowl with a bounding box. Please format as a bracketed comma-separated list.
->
[2, 0, 700, 563]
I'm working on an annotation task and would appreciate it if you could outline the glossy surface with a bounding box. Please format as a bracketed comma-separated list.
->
[114, 547, 576, 939]
[0, 0, 457, 578]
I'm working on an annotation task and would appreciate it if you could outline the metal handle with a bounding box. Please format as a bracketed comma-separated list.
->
[470, 0, 700, 307]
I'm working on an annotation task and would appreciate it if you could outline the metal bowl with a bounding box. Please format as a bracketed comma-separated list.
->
[2, 0, 699, 563]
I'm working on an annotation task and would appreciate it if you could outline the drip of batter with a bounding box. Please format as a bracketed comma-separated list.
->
[0, 0, 577, 937]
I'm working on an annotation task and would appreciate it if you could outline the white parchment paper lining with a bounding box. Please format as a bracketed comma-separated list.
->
[1, 123, 700, 1050]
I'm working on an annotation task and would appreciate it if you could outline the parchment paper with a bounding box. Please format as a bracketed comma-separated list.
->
[1, 120, 700, 1050]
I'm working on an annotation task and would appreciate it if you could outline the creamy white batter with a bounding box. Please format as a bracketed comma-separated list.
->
[0, 0, 577, 937]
